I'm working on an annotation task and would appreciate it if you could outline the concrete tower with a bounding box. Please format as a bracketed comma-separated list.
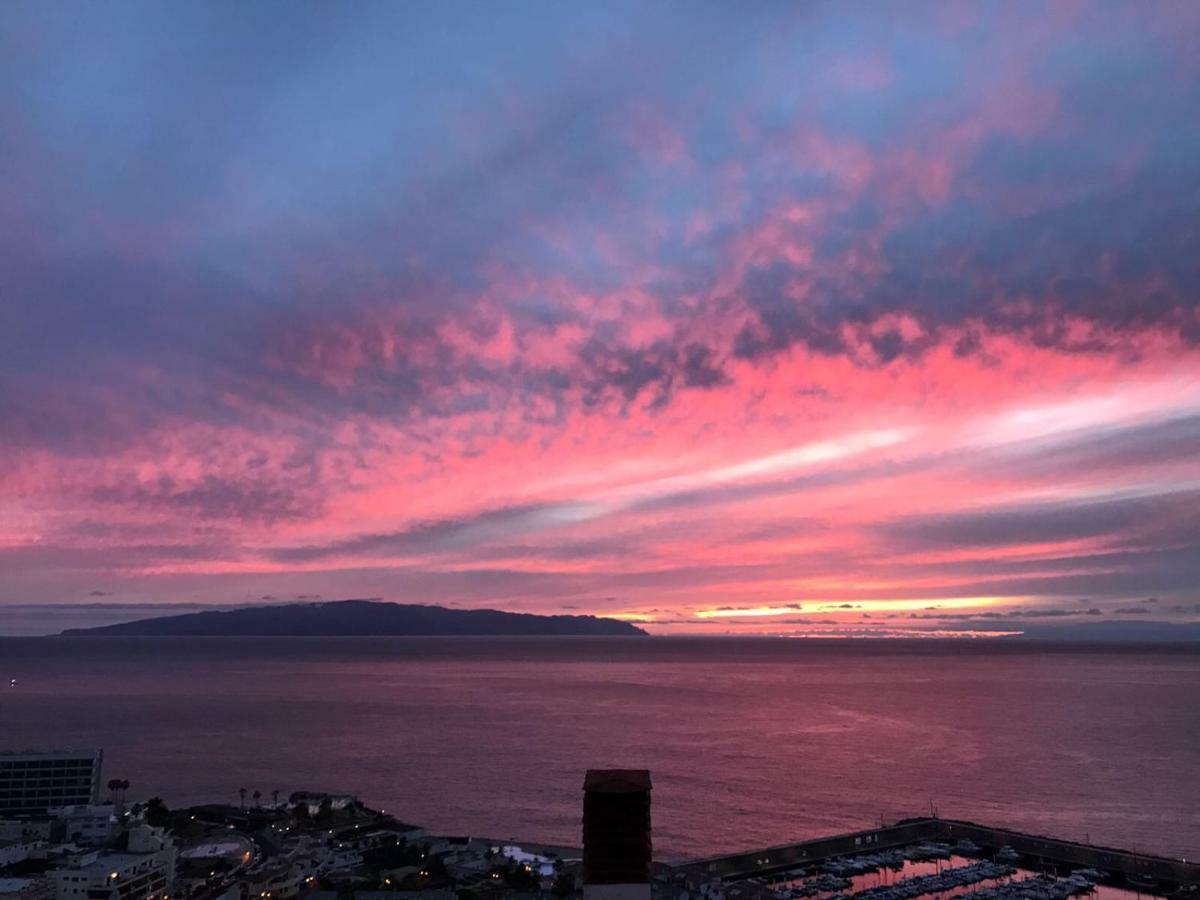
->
[582, 769, 652, 900]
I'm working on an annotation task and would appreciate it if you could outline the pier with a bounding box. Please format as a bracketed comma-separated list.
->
[676, 818, 1199, 892]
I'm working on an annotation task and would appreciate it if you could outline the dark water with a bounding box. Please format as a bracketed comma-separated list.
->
[2, 637, 1197, 861]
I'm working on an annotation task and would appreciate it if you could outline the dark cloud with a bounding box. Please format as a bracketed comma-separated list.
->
[577, 338, 730, 409]
[877, 489, 1200, 550]
[1012, 608, 1098, 619]
[0, 541, 238, 571]
[926, 608, 1104, 621]
[1, 3, 1197, 463]
[871, 168, 1200, 353]
[91, 472, 323, 524]
[987, 416, 1200, 480]
[732, 266, 849, 361]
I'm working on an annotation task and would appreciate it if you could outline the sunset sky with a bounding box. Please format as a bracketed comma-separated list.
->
[2, 1, 1199, 636]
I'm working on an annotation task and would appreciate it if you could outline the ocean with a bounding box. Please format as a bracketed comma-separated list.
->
[1, 637, 1197, 861]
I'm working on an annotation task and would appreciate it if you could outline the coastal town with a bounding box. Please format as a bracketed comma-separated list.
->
[2, 752, 1196, 900]
[1, 749, 583, 900]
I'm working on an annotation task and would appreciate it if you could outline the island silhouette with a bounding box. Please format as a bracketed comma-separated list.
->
[61, 599, 647, 637]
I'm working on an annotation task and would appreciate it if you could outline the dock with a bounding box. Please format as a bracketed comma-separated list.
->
[675, 818, 1199, 892]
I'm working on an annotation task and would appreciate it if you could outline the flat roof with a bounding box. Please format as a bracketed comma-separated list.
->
[0, 878, 43, 890]
[583, 769, 651, 793]
[67, 852, 158, 872]
[0, 750, 101, 759]
[180, 841, 250, 859]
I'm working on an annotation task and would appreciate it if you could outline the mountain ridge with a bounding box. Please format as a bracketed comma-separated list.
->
[59, 599, 647, 637]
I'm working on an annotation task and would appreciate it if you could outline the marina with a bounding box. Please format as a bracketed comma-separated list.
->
[677, 820, 1200, 900]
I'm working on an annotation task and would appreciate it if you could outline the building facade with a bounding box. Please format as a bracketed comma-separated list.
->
[0, 840, 46, 868]
[49, 842, 175, 900]
[47, 806, 118, 848]
[582, 770, 652, 900]
[0, 752, 103, 817]
[0, 878, 55, 900]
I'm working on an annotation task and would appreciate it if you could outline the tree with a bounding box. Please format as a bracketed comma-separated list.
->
[146, 797, 170, 827]
[293, 802, 311, 826]
[239, 788, 247, 810]
[501, 862, 538, 891]
[271, 790, 280, 809]
[362, 836, 423, 869]
[108, 779, 121, 803]
[252, 790, 262, 809]
[316, 796, 334, 827]
[552, 872, 576, 899]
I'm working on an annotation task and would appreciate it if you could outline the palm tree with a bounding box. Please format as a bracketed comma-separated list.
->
[239, 788, 247, 809]
[252, 790, 262, 809]
[108, 779, 130, 805]
[272, 790, 280, 809]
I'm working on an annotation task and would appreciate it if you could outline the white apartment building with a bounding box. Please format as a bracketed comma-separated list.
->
[47, 807, 118, 848]
[49, 828, 175, 900]
[0, 821, 54, 843]
[0, 841, 46, 867]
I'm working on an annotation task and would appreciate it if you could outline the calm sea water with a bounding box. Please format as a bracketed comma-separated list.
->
[1, 637, 1197, 861]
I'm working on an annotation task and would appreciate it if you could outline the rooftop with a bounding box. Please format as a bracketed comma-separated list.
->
[0, 879, 43, 891]
[0, 749, 101, 759]
[179, 840, 250, 859]
[64, 852, 161, 873]
[583, 770, 652, 794]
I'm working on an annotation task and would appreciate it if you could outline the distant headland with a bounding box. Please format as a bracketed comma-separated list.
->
[59, 599, 647, 637]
